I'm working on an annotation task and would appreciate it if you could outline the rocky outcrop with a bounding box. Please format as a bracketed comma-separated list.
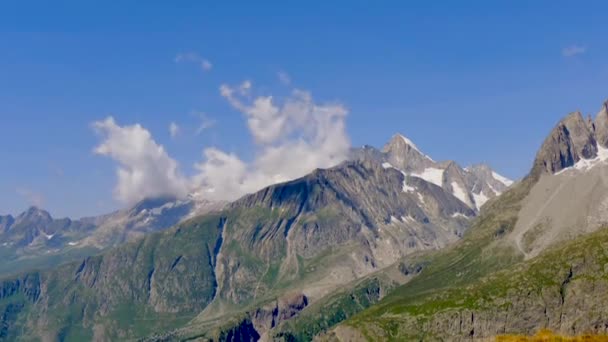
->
[594, 100, 608, 148]
[532, 110, 603, 175]
[252, 293, 309, 336]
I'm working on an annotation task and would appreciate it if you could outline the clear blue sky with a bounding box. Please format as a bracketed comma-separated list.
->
[1, 1, 607, 217]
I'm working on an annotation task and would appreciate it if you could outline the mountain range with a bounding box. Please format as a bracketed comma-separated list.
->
[0, 129, 512, 341]
[6, 100, 608, 341]
[0, 196, 224, 277]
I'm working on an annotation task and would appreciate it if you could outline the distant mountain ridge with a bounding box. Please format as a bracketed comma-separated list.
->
[0, 196, 224, 276]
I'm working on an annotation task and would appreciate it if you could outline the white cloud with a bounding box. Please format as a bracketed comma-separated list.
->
[175, 52, 213, 71]
[93, 117, 189, 205]
[562, 45, 586, 57]
[16, 188, 45, 208]
[169, 122, 180, 138]
[278, 71, 291, 85]
[194, 81, 350, 201]
[93, 80, 351, 204]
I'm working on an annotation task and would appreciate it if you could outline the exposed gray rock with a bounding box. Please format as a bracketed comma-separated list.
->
[381, 134, 435, 173]
[594, 100, 608, 148]
[352, 134, 513, 211]
[533, 111, 598, 175]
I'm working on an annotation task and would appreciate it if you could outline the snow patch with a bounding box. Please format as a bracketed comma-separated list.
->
[450, 182, 469, 205]
[556, 144, 608, 175]
[382, 162, 393, 169]
[412, 167, 444, 187]
[492, 171, 513, 186]
[68, 241, 78, 246]
[472, 191, 489, 210]
[451, 212, 470, 219]
[390, 216, 401, 224]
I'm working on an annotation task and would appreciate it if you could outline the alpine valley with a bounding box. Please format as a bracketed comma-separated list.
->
[4, 100, 608, 342]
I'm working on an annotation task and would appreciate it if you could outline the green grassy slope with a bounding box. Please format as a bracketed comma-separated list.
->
[340, 223, 608, 340]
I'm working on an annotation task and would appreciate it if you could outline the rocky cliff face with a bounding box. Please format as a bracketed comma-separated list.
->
[593, 100, 608, 148]
[532, 103, 608, 176]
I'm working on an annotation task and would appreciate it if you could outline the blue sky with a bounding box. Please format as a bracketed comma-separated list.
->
[1, 1, 607, 217]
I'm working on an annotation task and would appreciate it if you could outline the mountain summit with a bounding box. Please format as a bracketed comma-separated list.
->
[533, 102, 608, 176]
[355, 133, 513, 211]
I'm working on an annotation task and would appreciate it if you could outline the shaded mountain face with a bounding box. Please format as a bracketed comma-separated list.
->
[0, 197, 224, 276]
[0, 151, 491, 340]
[352, 134, 513, 210]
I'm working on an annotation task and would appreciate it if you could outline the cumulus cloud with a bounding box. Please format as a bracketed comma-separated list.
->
[93, 80, 351, 204]
[175, 52, 213, 71]
[16, 188, 45, 208]
[93, 117, 189, 204]
[194, 81, 350, 201]
[562, 45, 586, 57]
[169, 122, 180, 138]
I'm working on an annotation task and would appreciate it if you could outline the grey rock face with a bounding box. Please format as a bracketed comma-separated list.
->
[533, 111, 600, 175]
[594, 100, 608, 148]
[252, 292, 309, 335]
[352, 134, 513, 211]
[381, 134, 435, 173]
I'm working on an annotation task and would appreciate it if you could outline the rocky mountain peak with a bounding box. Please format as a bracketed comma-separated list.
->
[17, 206, 52, 223]
[382, 133, 434, 172]
[385, 134, 423, 153]
[532, 110, 599, 175]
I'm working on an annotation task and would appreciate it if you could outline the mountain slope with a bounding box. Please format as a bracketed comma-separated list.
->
[324, 99, 608, 341]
